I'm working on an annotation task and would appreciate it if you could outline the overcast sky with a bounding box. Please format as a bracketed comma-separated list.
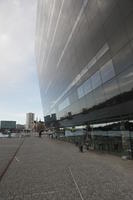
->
[0, 0, 43, 124]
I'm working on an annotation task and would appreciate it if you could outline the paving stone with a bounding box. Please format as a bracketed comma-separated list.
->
[0, 137, 133, 200]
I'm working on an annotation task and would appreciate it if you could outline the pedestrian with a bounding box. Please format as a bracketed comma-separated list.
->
[79, 141, 84, 152]
[39, 131, 42, 138]
[80, 144, 83, 152]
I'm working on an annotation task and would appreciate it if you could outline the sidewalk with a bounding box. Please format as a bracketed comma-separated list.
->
[0, 136, 133, 200]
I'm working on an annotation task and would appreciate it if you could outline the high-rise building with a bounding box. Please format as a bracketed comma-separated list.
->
[36, 0, 133, 127]
[26, 113, 35, 130]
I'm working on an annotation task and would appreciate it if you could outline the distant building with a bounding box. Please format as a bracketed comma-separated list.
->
[26, 113, 35, 130]
[44, 114, 56, 123]
[0, 121, 16, 130]
[44, 114, 57, 127]
[16, 124, 25, 130]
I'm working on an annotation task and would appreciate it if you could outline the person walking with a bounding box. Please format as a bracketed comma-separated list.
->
[79, 141, 84, 152]
[39, 131, 42, 138]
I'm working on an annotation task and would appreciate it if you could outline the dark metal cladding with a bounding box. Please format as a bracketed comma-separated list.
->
[36, 0, 133, 126]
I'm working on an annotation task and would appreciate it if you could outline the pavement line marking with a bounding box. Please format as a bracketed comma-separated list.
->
[32, 191, 58, 195]
[0, 139, 25, 182]
[68, 167, 84, 200]
[15, 191, 58, 199]
[15, 156, 19, 162]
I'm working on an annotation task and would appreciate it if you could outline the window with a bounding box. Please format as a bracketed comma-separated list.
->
[77, 85, 85, 99]
[100, 60, 115, 83]
[91, 71, 102, 90]
[83, 78, 92, 95]
[77, 78, 92, 99]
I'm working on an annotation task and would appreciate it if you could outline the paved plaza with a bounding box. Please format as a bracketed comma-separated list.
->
[0, 138, 23, 181]
[0, 136, 133, 200]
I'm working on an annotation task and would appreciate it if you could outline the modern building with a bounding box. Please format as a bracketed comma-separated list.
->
[26, 113, 35, 130]
[0, 121, 16, 130]
[36, 0, 133, 127]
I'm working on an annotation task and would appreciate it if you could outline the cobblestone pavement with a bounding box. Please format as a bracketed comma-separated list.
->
[0, 136, 133, 200]
[0, 138, 23, 179]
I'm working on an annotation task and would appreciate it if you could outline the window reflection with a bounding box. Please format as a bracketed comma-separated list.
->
[93, 87, 105, 105]
[100, 60, 115, 83]
[58, 98, 70, 111]
[103, 79, 120, 100]
[118, 66, 133, 93]
[77, 85, 85, 98]
[91, 71, 101, 90]
[84, 78, 92, 95]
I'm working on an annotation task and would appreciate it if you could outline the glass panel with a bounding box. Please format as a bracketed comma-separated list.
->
[85, 92, 94, 109]
[77, 85, 85, 99]
[78, 97, 87, 113]
[118, 66, 133, 93]
[71, 101, 80, 114]
[93, 86, 105, 105]
[91, 71, 102, 90]
[77, 78, 92, 99]
[83, 78, 92, 95]
[58, 98, 70, 111]
[95, 43, 109, 61]
[112, 43, 133, 75]
[69, 90, 78, 104]
[100, 60, 115, 83]
[50, 109, 56, 114]
[103, 79, 120, 100]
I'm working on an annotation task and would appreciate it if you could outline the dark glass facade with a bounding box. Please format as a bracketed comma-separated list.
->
[36, 0, 133, 126]
[0, 121, 16, 130]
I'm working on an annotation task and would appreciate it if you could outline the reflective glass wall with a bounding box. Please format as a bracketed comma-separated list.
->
[36, 0, 133, 123]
